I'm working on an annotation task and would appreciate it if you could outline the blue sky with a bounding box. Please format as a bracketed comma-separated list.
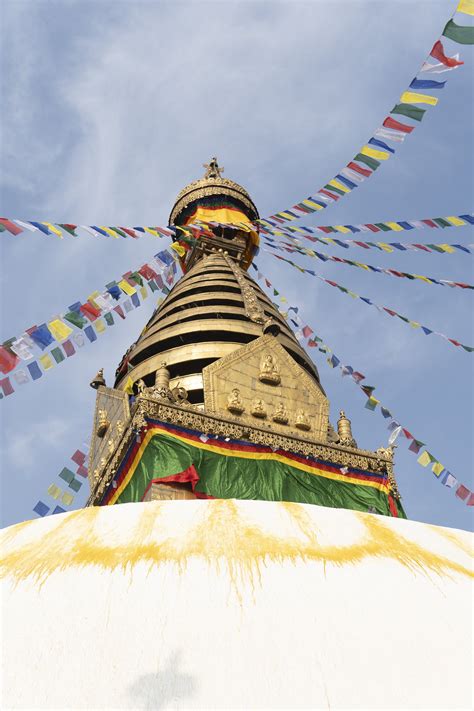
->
[0, 0, 472, 531]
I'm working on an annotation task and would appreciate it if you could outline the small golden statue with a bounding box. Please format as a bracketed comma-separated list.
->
[259, 353, 281, 385]
[203, 156, 224, 179]
[227, 388, 244, 414]
[136, 379, 146, 395]
[272, 401, 289, 424]
[251, 398, 267, 418]
[116, 420, 124, 437]
[295, 409, 311, 431]
[97, 409, 109, 438]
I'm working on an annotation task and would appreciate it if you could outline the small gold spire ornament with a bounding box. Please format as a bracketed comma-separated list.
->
[203, 156, 224, 179]
[90, 368, 106, 390]
[337, 410, 357, 448]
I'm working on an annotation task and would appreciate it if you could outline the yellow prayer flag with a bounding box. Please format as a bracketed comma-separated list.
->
[328, 179, 350, 194]
[47, 483, 62, 500]
[42, 222, 64, 238]
[417, 451, 432, 467]
[99, 226, 119, 238]
[279, 212, 297, 221]
[414, 275, 431, 283]
[170, 241, 186, 257]
[334, 225, 351, 234]
[432, 462, 445, 477]
[439, 243, 455, 253]
[94, 319, 106, 334]
[378, 243, 394, 253]
[118, 279, 136, 296]
[144, 227, 160, 237]
[348, 291, 358, 299]
[361, 146, 390, 161]
[400, 91, 438, 106]
[88, 290, 101, 310]
[355, 262, 370, 270]
[323, 239, 336, 246]
[48, 319, 73, 341]
[409, 321, 421, 329]
[124, 376, 134, 395]
[39, 354, 54, 370]
[280, 296, 288, 303]
[62, 492, 74, 507]
[457, 0, 474, 15]
[446, 216, 465, 226]
[140, 286, 148, 300]
[303, 199, 323, 210]
[385, 222, 404, 232]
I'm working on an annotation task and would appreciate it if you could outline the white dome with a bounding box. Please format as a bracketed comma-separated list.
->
[1, 499, 472, 709]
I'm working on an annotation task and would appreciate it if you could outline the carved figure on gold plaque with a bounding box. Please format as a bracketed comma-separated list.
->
[171, 385, 188, 404]
[116, 420, 124, 437]
[107, 437, 115, 455]
[137, 379, 146, 394]
[259, 353, 280, 385]
[227, 388, 244, 414]
[97, 409, 109, 438]
[251, 399, 267, 418]
[272, 401, 289, 424]
[295, 409, 311, 431]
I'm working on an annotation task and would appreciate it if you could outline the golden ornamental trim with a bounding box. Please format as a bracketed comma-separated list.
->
[169, 181, 259, 225]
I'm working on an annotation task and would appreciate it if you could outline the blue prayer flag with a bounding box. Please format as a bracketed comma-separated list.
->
[84, 325, 97, 343]
[336, 174, 357, 189]
[29, 324, 54, 350]
[33, 501, 50, 517]
[421, 327, 433, 335]
[397, 221, 414, 230]
[368, 137, 395, 154]
[90, 226, 108, 236]
[52, 506, 66, 515]
[29, 222, 51, 235]
[459, 214, 474, 225]
[27, 361, 42, 380]
[107, 285, 122, 300]
[409, 78, 446, 90]
[131, 292, 140, 308]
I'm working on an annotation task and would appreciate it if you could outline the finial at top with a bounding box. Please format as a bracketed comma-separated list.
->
[203, 157, 224, 179]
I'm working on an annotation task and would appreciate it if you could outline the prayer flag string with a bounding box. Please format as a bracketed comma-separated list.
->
[267, 249, 474, 290]
[0, 250, 179, 399]
[251, 263, 474, 507]
[32, 443, 91, 517]
[257, 2, 473, 226]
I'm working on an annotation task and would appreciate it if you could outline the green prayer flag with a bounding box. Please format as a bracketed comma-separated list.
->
[273, 289, 279, 296]
[69, 478, 82, 492]
[353, 153, 380, 170]
[64, 310, 87, 329]
[59, 467, 75, 484]
[104, 312, 114, 326]
[130, 271, 144, 286]
[443, 19, 474, 45]
[110, 227, 127, 238]
[433, 218, 451, 228]
[391, 103, 426, 122]
[374, 223, 391, 232]
[51, 346, 65, 364]
[148, 279, 159, 292]
[324, 183, 345, 196]
[0, 224, 6, 232]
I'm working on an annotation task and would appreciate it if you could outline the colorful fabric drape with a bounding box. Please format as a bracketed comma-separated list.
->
[268, 250, 474, 290]
[1, 250, 178, 399]
[251, 264, 474, 507]
[100, 418, 404, 518]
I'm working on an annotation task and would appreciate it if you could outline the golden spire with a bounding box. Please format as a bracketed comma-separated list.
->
[203, 157, 224, 179]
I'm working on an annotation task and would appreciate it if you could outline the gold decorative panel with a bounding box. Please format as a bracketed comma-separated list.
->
[89, 386, 130, 488]
[203, 335, 329, 442]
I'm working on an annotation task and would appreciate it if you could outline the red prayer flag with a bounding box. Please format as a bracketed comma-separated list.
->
[430, 40, 464, 68]
[366, 224, 380, 233]
[0, 377, 14, 396]
[0, 346, 19, 374]
[467, 493, 474, 506]
[354, 241, 370, 249]
[76, 465, 88, 478]
[347, 162, 372, 177]
[138, 264, 158, 280]
[307, 339, 317, 347]
[382, 116, 414, 133]
[383, 308, 397, 316]
[0, 218, 23, 235]
[302, 325, 313, 338]
[455, 484, 470, 501]
[120, 227, 138, 238]
[352, 371, 365, 383]
[80, 302, 101, 321]
[402, 429, 414, 440]
[71, 449, 86, 466]
[319, 189, 340, 201]
[114, 305, 126, 319]
[422, 219, 438, 228]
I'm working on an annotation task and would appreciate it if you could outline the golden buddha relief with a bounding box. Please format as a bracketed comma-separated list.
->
[271, 401, 289, 425]
[251, 399, 267, 418]
[259, 353, 281, 385]
[227, 388, 245, 414]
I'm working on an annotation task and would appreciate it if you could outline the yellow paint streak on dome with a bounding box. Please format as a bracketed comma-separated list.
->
[1, 502, 472, 590]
